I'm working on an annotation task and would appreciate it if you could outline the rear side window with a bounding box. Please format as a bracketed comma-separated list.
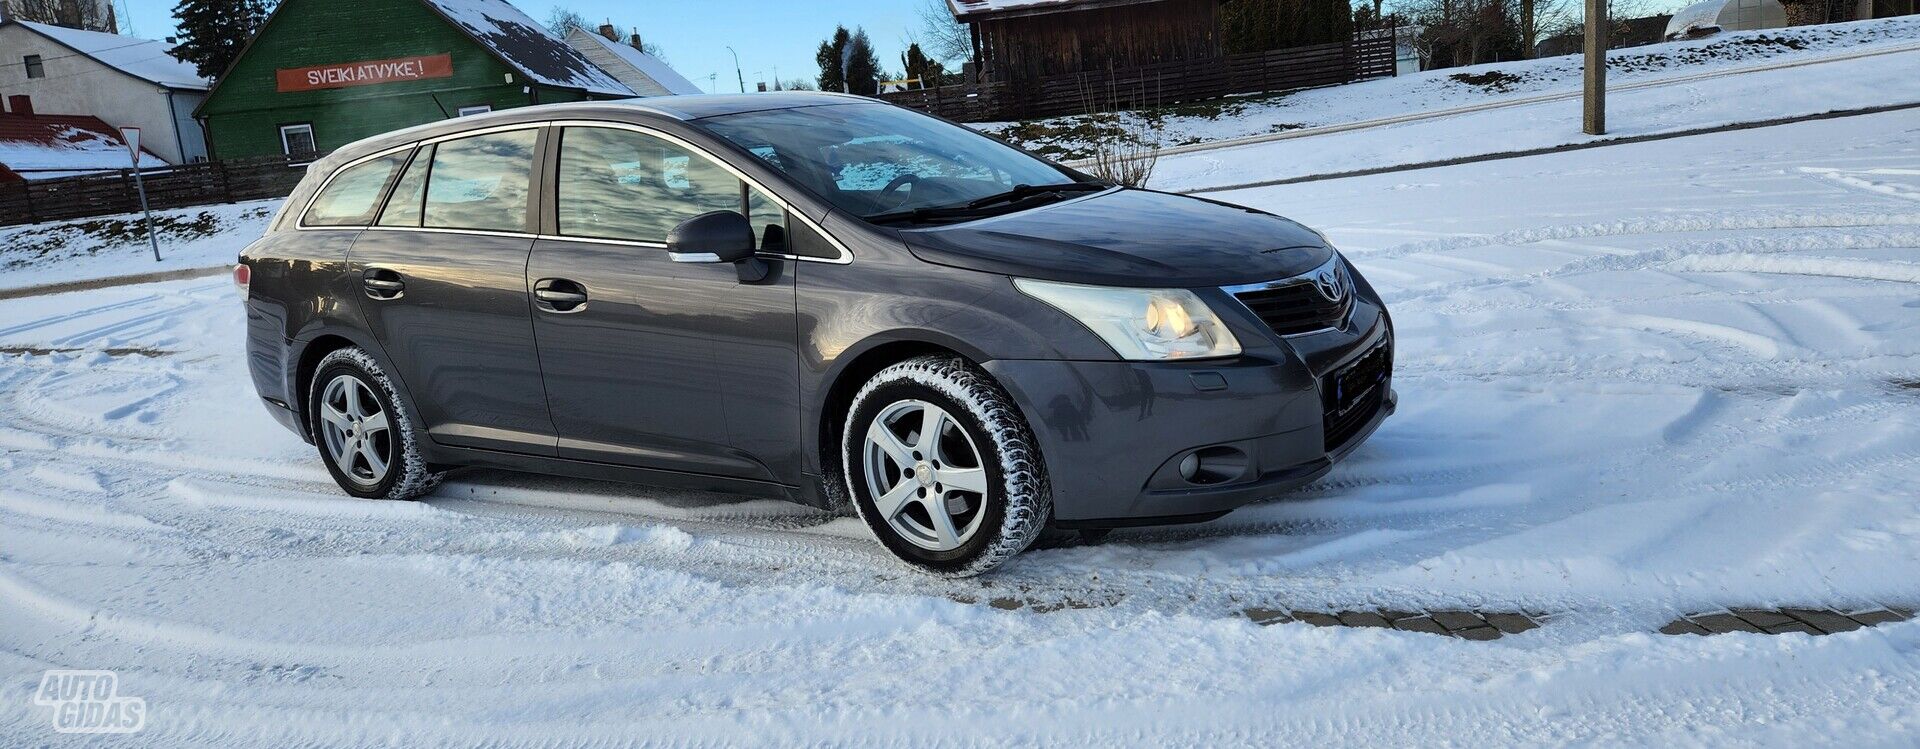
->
[555, 126, 743, 243]
[302, 154, 404, 227]
[377, 145, 432, 227]
[422, 129, 537, 233]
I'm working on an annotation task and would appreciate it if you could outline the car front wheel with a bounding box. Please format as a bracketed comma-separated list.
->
[843, 355, 1051, 576]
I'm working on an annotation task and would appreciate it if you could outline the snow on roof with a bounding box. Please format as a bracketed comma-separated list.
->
[564, 30, 703, 96]
[420, 0, 633, 96]
[0, 113, 166, 179]
[947, 0, 1128, 20]
[13, 20, 209, 91]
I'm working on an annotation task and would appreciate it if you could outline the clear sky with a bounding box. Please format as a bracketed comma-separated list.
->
[116, 0, 936, 94]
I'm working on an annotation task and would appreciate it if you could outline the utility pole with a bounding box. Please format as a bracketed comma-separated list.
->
[1583, 0, 1607, 135]
[726, 46, 745, 93]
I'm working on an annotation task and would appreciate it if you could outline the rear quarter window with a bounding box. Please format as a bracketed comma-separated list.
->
[302, 154, 405, 227]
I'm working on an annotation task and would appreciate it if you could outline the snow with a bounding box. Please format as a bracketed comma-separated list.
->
[0, 200, 279, 291]
[946, 0, 1077, 19]
[0, 124, 169, 178]
[2, 98, 1919, 743]
[15, 21, 209, 91]
[984, 16, 1920, 158]
[421, 0, 633, 96]
[567, 30, 703, 96]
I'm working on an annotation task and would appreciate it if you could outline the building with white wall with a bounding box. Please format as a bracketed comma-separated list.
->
[0, 19, 211, 164]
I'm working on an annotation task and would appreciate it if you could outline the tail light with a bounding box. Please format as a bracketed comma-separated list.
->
[233, 262, 251, 297]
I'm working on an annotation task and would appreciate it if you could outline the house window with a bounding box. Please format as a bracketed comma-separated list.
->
[279, 124, 316, 159]
[23, 55, 45, 79]
[456, 105, 492, 117]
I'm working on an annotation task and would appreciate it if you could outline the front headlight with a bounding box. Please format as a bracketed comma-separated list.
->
[1014, 279, 1241, 360]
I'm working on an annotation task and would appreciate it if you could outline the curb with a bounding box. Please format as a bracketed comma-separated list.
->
[0, 265, 229, 301]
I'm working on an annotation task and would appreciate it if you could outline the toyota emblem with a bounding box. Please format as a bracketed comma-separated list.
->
[1314, 269, 1345, 303]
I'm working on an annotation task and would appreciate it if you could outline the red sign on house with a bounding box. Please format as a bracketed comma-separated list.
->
[276, 54, 454, 92]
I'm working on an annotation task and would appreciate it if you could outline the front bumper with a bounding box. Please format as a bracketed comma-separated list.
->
[985, 315, 1393, 526]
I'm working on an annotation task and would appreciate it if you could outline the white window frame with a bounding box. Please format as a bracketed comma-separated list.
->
[279, 124, 317, 159]
[456, 105, 493, 117]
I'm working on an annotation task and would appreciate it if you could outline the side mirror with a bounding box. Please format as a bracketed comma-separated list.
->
[667, 210, 756, 264]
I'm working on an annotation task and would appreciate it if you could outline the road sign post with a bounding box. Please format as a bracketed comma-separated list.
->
[121, 127, 162, 262]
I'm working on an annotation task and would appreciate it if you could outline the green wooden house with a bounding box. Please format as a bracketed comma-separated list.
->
[195, 0, 635, 159]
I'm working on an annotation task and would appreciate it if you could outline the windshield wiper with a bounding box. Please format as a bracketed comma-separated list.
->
[864, 182, 1107, 226]
[964, 181, 1105, 209]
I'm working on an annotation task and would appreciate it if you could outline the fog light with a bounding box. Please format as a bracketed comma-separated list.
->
[1177, 446, 1250, 486]
[1179, 453, 1201, 481]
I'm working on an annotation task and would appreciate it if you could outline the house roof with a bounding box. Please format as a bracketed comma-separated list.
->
[9, 20, 210, 91]
[563, 29, 703, 96]
[419, 0, 633, 96]
[946, 0, 1175, 21]
[0, 112, 166, 180]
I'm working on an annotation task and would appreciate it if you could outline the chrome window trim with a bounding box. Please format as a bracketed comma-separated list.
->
[1220, 254, 1354, 338]
[293, 119, 856, 265]
[544, 119, 853, 264]
[294, 123, 544, 232]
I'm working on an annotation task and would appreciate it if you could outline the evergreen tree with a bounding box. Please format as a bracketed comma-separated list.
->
[815, 25, 883, 95]
[900, 42, 944, 87]
[169, 0, 274, 80]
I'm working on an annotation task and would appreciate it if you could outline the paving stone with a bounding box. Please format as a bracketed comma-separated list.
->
[1848, 609, 1910, 626]
[1782, 608, 1862, 634]
[1731, 609, 1794, 629]
[1484, 613, 1540, 634]
[1244, 607, 1292, 626]
[1690, 613, 1763, 634]
[1391, 616, 1448, 635]
[988, 597, 1024, 611]
[1454, 626, 1503, 641]
[1660, 619, 1711, 636]
[1427, 611, 1485, 631]
[1293, 611, 1342, 627]
[1377, 610, 1417, 624]
[1762, 620, 1820, 636]
[1337, 611, 1393, 628]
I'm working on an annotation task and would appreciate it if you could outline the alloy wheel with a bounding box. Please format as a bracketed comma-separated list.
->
[318, 374, 393, 485]
[860, 399, 990, 552]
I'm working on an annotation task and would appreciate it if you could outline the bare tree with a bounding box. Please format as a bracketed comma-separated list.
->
[916, 0, 972, 65]
[543, 6, 590, 35]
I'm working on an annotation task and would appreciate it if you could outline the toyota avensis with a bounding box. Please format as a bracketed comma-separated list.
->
[239, 92, 1394, 576]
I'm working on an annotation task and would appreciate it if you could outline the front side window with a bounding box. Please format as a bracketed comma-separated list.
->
[422, 129, 537, 233]
[555, 126, 745, 244]
[700, 103, 1077, 220]
[23, 55, 45, 79]
[280, 124, 316, 158]
[302, 153, 404, 227]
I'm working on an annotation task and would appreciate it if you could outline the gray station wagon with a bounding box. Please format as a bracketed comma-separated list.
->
[238, 92, 1395, 575]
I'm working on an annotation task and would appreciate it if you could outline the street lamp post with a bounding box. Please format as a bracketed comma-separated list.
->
[726, 46, 745, 93]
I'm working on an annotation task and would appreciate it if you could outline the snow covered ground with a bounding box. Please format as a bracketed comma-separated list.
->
[0, 201, 279, 292]
[986, 16, 1920, 160]
[4, 111, 1920, 746]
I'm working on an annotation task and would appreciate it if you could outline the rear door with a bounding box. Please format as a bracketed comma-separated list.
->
[527, 123, 800, 481]
[348, 126, 555, 455]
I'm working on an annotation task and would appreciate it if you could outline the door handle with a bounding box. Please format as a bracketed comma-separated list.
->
[362, 268, 405, 300]
[532, 278, 588, 313]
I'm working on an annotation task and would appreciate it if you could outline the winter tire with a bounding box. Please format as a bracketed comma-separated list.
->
[309, 347, 443, 501]
[843, 355, 1051, 576]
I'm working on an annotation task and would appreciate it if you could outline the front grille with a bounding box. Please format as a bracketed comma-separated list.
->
[1231, 277, 1351, 337]
[1322, 340, 1392, 451]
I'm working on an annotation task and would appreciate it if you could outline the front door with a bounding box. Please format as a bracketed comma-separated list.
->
[349, 127, 554, 455]
[529, 124, 800, 481]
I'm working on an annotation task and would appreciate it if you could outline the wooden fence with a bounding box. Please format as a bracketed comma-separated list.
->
[0, 155, 310, 228]
[882, 32, 1399, 122]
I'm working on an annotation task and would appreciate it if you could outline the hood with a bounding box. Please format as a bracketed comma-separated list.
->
[900, 188, 1334, 288]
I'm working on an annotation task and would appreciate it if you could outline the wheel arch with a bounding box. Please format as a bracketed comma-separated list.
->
[289, 328, 414, 442]
[813, 334, 996, 509]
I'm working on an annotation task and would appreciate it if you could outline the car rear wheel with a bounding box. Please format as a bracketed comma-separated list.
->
[843, 355, 1050, 576]
[309, 347, 443, 501]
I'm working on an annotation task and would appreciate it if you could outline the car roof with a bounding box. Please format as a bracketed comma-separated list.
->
[314, 92, 873, 173]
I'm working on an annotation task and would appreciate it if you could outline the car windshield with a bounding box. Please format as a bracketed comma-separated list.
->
[699, 103, 1088, 222]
